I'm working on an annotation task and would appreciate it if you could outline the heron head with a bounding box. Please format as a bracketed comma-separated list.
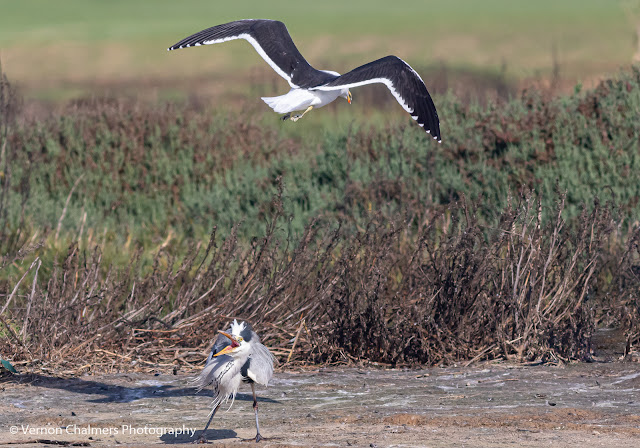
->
[341, 89, 352, 104]
[212, 330, 249, 358]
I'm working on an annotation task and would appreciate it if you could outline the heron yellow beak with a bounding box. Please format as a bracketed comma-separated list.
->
[347, 91, 352, 104]
[213, 331, 240, 357]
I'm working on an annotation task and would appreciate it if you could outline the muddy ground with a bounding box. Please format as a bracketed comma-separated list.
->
[1, 362, 639, 448]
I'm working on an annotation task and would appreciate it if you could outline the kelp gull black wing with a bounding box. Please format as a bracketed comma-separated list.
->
[167, 19, 336, 89]
[315, 56, 441, 141]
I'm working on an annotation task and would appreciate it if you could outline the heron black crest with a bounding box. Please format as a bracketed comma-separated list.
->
[229, 319, 255, 342]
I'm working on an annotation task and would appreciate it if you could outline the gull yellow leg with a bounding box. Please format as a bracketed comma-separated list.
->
[290, 106, 314, 122]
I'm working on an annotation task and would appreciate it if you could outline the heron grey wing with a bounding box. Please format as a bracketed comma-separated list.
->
[246, 343, 275, 386]
[194, 352, 233, 391]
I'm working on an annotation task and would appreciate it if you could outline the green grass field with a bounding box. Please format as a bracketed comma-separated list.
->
[0, 0, 634, 101]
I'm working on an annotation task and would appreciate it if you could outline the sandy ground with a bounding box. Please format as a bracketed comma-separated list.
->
[1, 362, 640, 448]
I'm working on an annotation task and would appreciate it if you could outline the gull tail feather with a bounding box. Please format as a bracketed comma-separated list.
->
[261, 95, 292, 114]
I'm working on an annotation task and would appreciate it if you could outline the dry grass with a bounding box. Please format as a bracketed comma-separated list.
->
[2, 184, 638, 372]
[2, 65, 640, 373]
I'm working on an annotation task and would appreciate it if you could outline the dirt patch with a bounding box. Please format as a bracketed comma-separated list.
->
[383, 413, 429, 426]
[426, 408, 640, 435]
[1, 363, 639, 447]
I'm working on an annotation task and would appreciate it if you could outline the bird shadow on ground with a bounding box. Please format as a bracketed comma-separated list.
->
[161, 429, 237, 444]
[13, 374, 280, 404]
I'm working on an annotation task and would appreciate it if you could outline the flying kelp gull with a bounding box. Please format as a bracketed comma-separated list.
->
[168, 19, 441, 141]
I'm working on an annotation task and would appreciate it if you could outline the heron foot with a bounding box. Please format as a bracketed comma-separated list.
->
[240, 434, 265, 443]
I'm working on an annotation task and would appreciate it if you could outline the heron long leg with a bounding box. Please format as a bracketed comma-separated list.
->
[195, 403, 221, 443]
[251, 383, 263, 442]
[290, 106, 313, 122]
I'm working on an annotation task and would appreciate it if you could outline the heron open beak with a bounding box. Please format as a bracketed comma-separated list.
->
[213, 331, 240, 357]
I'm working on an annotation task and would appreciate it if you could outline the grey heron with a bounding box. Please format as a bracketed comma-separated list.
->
[193, 319, 275, 443]
[167, 19, 441, 141]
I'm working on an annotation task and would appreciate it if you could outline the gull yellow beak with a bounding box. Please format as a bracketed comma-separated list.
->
[213, 331, 240, 357]
[347, 91, 352, 104]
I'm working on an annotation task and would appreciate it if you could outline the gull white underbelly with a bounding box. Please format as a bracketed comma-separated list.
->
[261, 88, 342, 114]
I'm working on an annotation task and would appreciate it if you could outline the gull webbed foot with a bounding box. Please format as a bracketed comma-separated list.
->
[285, 106, 313, 123]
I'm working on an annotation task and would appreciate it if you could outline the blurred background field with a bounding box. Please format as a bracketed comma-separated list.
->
[1, 1, 639, 369]
[0, 0, 635, 102]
